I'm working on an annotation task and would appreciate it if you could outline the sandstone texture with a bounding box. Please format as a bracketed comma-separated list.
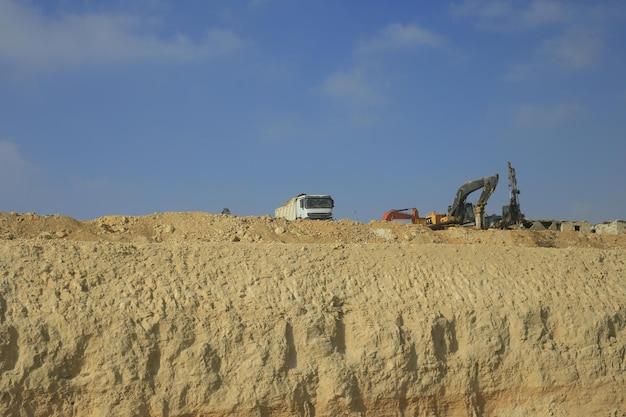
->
[1, 211, 625, 417]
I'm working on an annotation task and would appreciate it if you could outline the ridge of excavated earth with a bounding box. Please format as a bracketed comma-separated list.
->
[1, 211, 625, 417]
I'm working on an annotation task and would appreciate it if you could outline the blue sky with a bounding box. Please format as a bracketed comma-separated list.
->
[1, 0, 625, 224]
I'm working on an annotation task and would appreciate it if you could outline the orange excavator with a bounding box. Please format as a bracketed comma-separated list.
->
[381, 173, 499, 230]
[381, 208, 423, 224]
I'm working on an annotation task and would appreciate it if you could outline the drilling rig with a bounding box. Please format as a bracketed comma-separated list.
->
[493, 161, 525, 229]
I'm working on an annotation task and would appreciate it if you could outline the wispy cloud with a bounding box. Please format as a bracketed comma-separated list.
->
[0, 140, 34, 175]
[356, 23, 445, 55]
[522, 0, 572, 27]
[320, 69, 384, 107]
[513, 102, 583, 128]
[504, 27, 604, 80]
[320, 22, 444, 109]
[0, 140, 39, 202]
[0, 0, 243, 74]
[451, 0, 572, 31]
[451, 0, 617, 80]
[540, 28, 604, 70]
[451, 0, 516, 29]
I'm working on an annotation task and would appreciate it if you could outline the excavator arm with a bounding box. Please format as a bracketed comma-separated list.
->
[446, 174, 499, 228]
[381, 208, 422, 224]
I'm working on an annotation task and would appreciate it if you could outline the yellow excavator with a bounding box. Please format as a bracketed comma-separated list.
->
[381, 173, 499, 230]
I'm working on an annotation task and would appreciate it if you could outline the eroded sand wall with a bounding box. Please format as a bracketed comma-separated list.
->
[1, 239, 625, 417]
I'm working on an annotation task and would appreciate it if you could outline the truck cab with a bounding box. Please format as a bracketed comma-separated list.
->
[297, 194, 334, 220]
[275, 194, 334, 220]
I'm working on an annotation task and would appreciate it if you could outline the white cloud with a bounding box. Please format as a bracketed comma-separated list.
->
[452, 1, 612, 80]
[505, 27, 604, 80]
[0, 141, 39, 202]
[503, 62, 538, 82]
[451, 0, 516, 26]
[320, 23, 442, 109]
[0, 141, 34, 177]
[356, 23, 444, 55]
[540, 28, 603, 70]
[320, 69, 383, 107]
[0, 0, 243, 74]
[451, 0, 571, 31]
[522, 0, 571, 27]
[513, 102, 583, 128]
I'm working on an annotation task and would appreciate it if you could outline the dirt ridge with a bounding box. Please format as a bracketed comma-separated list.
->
[1, 212, 625, 416]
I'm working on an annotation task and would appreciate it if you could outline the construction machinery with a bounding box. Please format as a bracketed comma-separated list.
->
[381, 173, 499, 230]
[381, 208, 423, 224]
[491, 161, 525, 229]
[275, 194, 334, 220]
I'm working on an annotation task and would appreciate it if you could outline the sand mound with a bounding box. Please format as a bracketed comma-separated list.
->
[1, 212, 625, 416]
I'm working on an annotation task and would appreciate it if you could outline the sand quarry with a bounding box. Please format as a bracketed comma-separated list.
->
[1, 211, 625, 417]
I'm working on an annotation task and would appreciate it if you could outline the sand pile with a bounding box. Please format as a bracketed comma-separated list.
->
[1, 212, 625, 416]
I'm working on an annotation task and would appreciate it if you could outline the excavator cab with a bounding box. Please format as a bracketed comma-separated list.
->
[463, 203, 476, 224]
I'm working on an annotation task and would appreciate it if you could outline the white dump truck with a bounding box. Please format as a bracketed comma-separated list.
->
[275, 194, 334, 220]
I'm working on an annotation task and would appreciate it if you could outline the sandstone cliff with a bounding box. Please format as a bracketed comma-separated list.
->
[1, 212, 625, 416]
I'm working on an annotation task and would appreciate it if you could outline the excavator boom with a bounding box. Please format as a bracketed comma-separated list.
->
[448, 174, 499, 220]
[431, 173, 499, 229]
